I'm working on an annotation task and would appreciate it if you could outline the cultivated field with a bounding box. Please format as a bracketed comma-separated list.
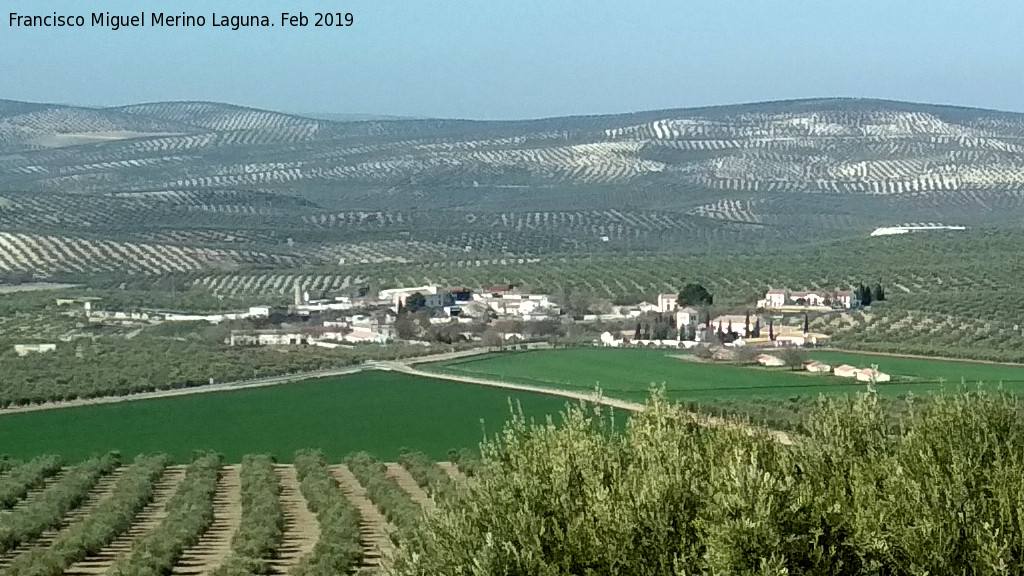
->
[429, 348, 1024, 403]
[0, 372, 571, 462]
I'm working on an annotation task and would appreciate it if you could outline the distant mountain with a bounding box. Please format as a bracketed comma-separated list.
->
[1, 97, 1024, 278]
[299, 112, 423, 122]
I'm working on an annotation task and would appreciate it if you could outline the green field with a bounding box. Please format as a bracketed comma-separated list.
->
[431, 348, 1024, 403]
[0, 372, 573, 463]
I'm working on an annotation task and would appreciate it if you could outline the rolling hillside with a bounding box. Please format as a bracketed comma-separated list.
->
[1, 97, 1024, 279]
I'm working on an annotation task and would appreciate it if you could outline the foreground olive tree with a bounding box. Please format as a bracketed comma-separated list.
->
[390, 390, 1024, 576]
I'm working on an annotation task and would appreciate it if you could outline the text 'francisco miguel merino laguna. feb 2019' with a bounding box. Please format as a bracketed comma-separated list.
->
[9, 12, 353, 31]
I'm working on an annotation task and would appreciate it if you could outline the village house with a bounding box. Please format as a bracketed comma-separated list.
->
[657, 294, 678, 313]
[675, 306, 701, 331]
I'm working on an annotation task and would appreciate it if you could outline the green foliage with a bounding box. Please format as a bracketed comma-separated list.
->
[291, 450, 362, 576]
[777, 346, 810, 369]
[398, 451, 457, 502]
[391, 389, 1024, 575]
[447, 448, 481, 478]
[678, 283, 713, 307]
[212, 455, 283, 576]
[344, 452, 422, 540]
[110, 453, 221, 576]
[0, 453, 118, 554]
[6, 454, 167, 576]
[0, 455, 63, 509]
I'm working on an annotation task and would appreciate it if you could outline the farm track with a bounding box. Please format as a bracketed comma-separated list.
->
[395, 363, 795, 445]
[329, 465, 395, 572]
[268, 465, 319, 575]
[385, 464, 435, 511]
[171, 465, 242, 576]
[0, 467, 125, 571]
[437, 462, 468, 485]
[63, 465, 188, 575]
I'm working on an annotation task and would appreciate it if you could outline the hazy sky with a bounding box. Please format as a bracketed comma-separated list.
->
[3, 0, 1022, 119]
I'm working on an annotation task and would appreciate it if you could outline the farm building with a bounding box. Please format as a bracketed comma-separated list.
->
[344, 312, 397, 343]
[756, 354, 785, 367]
[805, 361, 832, 373]
[856, 369, 892, 383]
[14, 343, 57, 356]
[834, 365, 859, 378]
[757, 289, 856, 309]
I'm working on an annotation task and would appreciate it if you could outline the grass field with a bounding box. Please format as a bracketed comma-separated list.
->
[430, 348, 1024, 403]
[0, 371, 572, 463]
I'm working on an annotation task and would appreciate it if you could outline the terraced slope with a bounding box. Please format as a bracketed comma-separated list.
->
[170, 465, 242, 576]
[329, 465, 395, 571]
[63, 465, 187, 575]
[0, 467, 124, 571]
[268, 465, 319, 575]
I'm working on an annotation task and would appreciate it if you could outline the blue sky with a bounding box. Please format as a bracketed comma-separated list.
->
[2, 0, 1022, 119]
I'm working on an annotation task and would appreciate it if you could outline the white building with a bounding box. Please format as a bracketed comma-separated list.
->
[805, 361, 832, 373]
[758, 289, 855, 309]
[756, 354, 785, 367]
[379, 286, 441, 311]
[345, 313, 397, 343]
[228, 331, 311, 346]
[14, 343, 57, 356]
[834, 365, 859, 378]
[870, 223, 966, 236]
[710, 315, 753, 337]
[856, 368, 891, 383]
[657, 294, 678, 313]
[675, 306, 700, 330]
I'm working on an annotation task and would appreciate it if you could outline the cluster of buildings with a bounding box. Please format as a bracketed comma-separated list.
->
[757, 289, 856, 310]
[755, 354, 892, 382]
[381, 285, 560, 321]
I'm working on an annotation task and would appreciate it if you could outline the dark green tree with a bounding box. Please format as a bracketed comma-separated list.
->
[678, 283, 713, 307]
[404, 292, 427, 313]
[873, 284, 886, 302]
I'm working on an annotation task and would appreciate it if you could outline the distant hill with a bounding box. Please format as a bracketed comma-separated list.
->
[1, 96, 1024, 278]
